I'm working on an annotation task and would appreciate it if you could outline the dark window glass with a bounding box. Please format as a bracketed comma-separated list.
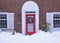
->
[0, 14, 7, 19]
[28, 17, 33, 24]
[53, 14, 60, 19]
[53, 14, 60, 28]
[53, 20, 60, 28]
[0, 14, 7, 28]
[25, 11, 35, 13]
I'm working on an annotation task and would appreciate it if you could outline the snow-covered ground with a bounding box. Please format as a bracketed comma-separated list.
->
[0, 30, 60, 43]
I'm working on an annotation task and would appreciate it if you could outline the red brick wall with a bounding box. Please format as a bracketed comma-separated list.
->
[0, 0, 60, 32]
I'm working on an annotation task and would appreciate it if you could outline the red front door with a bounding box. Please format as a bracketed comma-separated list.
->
[26, 14, 35, 35]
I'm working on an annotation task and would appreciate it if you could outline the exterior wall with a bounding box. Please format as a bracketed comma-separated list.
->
[0, 0, 60, 33]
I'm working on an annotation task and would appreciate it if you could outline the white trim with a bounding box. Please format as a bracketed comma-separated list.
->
[7, 13, 14, 29]
[22, 1, 39, 11]
[0, 12, 7, 14]
[22, 1, 39, 35]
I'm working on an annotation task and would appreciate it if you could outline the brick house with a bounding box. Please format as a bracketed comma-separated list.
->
[0, 0, 60, 35]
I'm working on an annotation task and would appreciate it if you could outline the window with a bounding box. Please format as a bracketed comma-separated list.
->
[0, 12, 14, 30]
[28, 17, 33, 24]
[0, 14, 7, 28]
[46, 12, 60, 32]
[28, 16, 33, 32]
[53, 14, 60, 28]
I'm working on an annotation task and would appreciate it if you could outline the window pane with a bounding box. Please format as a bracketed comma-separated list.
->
[28, 17, 33, 24]
[0, 20, 7, 28]
[53, 14, 60, 28]
[0, 14, 7, 19]
[28, 16, 33, 32]
[53, 20, 60, 28]
[0, 14, 7, 28]
[53, 14, 60, 19]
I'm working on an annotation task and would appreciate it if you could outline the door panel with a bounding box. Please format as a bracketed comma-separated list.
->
[28, 24, 33, 32]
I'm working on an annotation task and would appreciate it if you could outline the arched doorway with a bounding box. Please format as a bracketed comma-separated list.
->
[22, 1, 39, 35]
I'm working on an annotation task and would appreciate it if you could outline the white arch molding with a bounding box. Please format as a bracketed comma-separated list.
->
[22, 1, 39, 35]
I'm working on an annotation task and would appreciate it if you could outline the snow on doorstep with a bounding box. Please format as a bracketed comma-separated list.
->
[0, 31, 60, 43]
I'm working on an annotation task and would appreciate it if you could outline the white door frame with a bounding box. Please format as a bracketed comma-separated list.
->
[22, 1, 39, 35]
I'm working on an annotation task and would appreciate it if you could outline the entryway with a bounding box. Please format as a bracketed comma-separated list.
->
[22, 1, 39, 35]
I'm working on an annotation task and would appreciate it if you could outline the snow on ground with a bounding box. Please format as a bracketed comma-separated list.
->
[0, 30, 60, 43]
